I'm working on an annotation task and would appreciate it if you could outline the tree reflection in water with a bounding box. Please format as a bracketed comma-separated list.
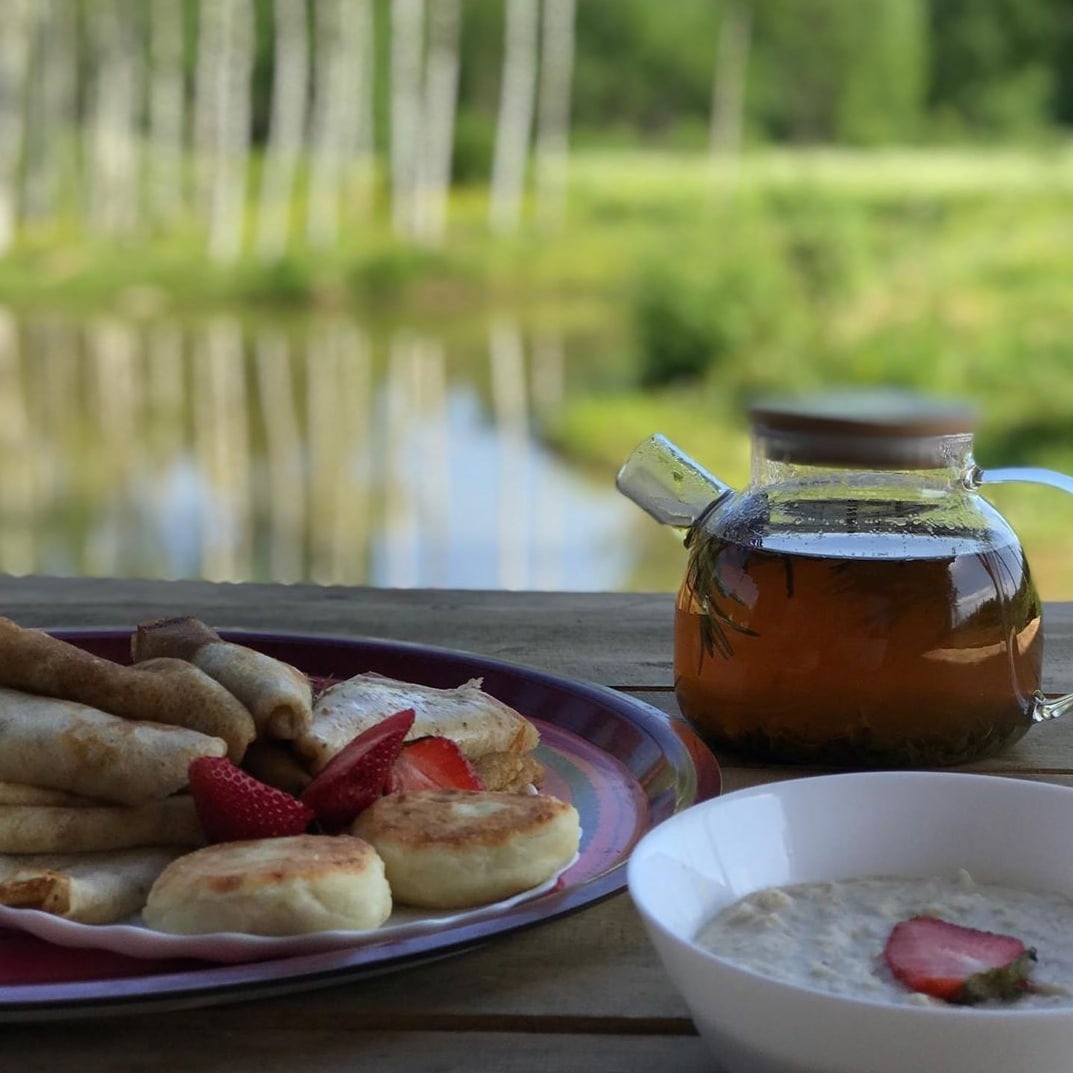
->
[0, 308, 637, 591]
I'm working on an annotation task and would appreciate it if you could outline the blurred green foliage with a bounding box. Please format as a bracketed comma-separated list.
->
[199, 0, 1073, 156]
[443, 0, 1073, 148]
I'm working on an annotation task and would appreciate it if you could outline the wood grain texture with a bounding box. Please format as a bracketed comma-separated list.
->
[4, 1027, 711, 1073]
[3, 575, 1073, 1071]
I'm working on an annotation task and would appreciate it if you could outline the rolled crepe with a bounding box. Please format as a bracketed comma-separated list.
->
[0, 847, 183, 924]
[132, 616, 313, 740]
[0, 797, 204, 853]
[0, 617, 256, 761]
[294, 673, 541, 787]
[0, 782, 100, 807]
[241, 739, 312, 795]
[0, 687, 227, 805]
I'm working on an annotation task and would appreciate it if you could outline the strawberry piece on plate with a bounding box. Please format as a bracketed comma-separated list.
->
[882, 915, 1037, 1004]
[391, 736, 486, 793]
[188, 756, 315, 843]
[301, 707, 416, 828]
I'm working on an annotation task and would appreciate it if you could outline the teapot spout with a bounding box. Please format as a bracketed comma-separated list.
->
[616, 433, 734, 530]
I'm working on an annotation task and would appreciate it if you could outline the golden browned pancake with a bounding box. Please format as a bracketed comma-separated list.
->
[143, 834, 392, 935]
[352, 789, 580, 909]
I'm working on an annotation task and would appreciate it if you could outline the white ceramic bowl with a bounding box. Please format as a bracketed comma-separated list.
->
[628, 771, 1073, 1073]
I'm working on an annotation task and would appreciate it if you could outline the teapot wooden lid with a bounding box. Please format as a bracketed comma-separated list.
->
[748, 390, 977, 467]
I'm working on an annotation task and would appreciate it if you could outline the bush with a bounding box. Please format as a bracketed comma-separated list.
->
[631, 229, 804, 390]
[234, 256, 315, 305]
[633, 264, 721, 386]
[349, 246, 442, 303]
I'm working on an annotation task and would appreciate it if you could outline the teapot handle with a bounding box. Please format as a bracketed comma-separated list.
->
[1033, 692, 1073, 725]
[974, 465, 1073, 497]
[976, 465, 1073, 725]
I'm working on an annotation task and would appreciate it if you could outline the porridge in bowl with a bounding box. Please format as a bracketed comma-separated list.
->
[695, 869, 1073, 1007]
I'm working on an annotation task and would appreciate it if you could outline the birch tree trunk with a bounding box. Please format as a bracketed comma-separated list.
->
[348, 0, 377, 219]
[256, 0, 310, 261]
[147, 0, 188, 227]
[534, 0, 575, 230]
[307, 0, 360, 249]
[85, 0, 143, 237]
[192, 0, 220, 210]
[389, 0, 425, 238]
[0, 0, 33, 253]
[488, 0, 539, 235]
[22, 0, 78, 225]
[413, 0, 460, 247]
[207, 0, 255, 263]
[709, 0, 752, 171]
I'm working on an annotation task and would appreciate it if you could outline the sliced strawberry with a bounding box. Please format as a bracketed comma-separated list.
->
[882, 915, 1037, 1004]
[188, 756, 315, 843]
[301, 708, 415, 828]
[391, 736, 486, 793]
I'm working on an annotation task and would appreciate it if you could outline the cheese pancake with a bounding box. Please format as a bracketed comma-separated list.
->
[143, 834, 392, 935]
[353, 789, 580, 909]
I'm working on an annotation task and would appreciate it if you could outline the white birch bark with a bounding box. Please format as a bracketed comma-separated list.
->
[389, 0, 425, 238]
[0, 0, 33, 252]
[534, 0, 575, 230]
[22, 0, 77, 224]
[347, 0, 377, 218]
[412, 0, 460, 247]
[85, 0, 143, 237]
[147, 0, 187, 226]
[256, 0, 310, 261]
[488, 0, 539, 235]
[307, 0, 360, 248]
[192, 0, 220, 210]
[709, 0, 752, 177]
[207, 0, 255, 263]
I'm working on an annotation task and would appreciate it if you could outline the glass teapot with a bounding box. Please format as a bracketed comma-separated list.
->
[617, 390, 1073, 767]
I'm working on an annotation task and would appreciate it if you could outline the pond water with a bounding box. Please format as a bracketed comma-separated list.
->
[0, 307, 678, 591]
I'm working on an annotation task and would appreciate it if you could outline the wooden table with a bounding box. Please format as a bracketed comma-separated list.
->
[5, 576, 1073, 1072]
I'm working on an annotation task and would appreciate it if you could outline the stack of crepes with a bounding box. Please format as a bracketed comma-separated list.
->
[0, 615, 314, 925]
[0, 615, 547, 930]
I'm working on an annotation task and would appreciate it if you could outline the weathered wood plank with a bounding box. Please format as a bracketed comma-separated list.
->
[0, 576, 677, 687]
[5, 1027, 711, 1073]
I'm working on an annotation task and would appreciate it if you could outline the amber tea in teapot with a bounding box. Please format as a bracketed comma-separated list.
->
[618, 390, 1072, 768]
[675, 530, 1040, 765]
